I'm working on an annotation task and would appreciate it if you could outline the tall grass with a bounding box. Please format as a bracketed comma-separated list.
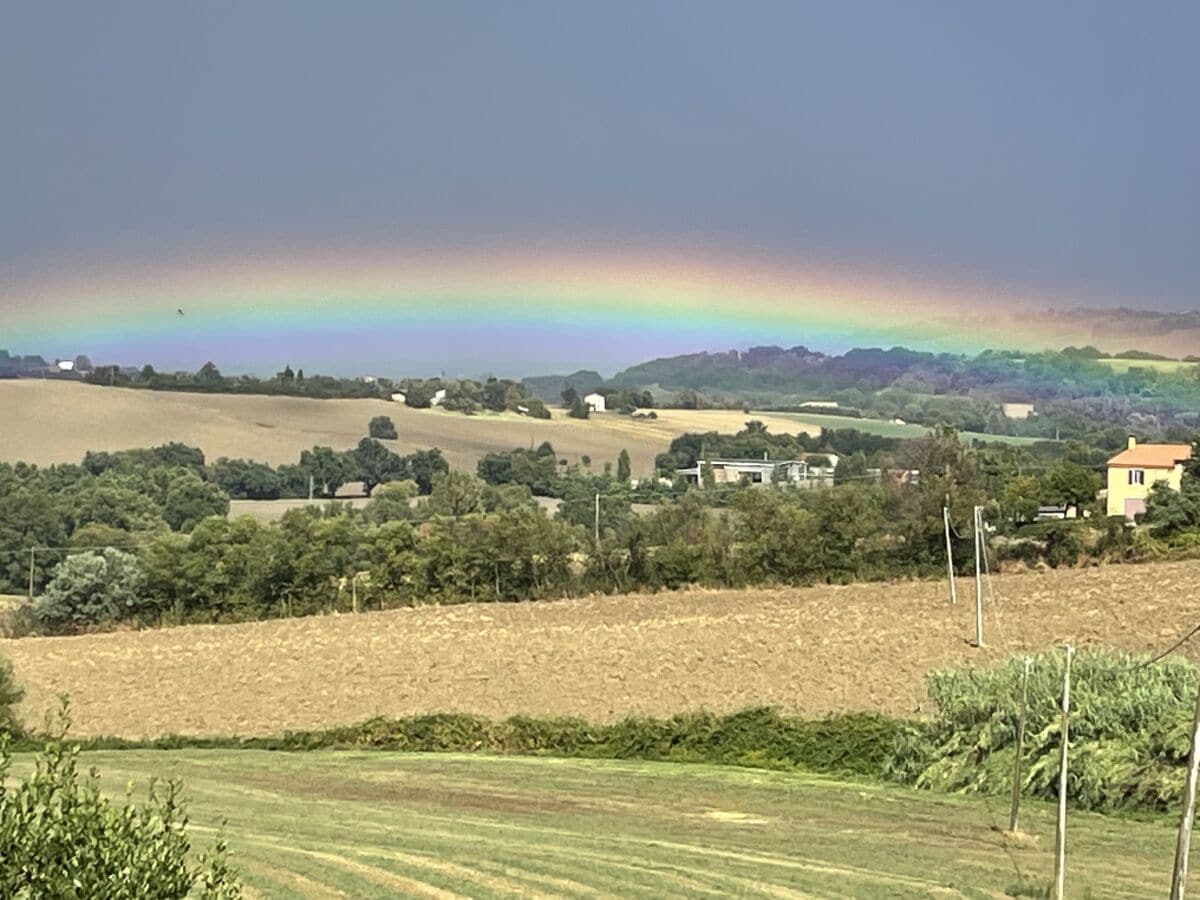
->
[887, 649, 1198, 812]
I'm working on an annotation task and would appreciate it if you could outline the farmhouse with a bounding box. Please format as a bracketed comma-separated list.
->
[1105, 436, 1193, 519]
[390, 391, 407, 404]
[429, 388, 447, 407]
[583, 392, 606, 413]
[676, 457, 833, 487]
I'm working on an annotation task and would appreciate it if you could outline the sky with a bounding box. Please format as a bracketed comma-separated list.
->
[2, 2, 1197, 376]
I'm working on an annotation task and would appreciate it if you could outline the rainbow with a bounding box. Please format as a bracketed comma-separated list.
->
[1, 245, 1077, 375]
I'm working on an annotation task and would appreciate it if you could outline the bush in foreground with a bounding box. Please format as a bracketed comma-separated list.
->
[887, 649, 1198, 812]
[0, 704, 240, 898]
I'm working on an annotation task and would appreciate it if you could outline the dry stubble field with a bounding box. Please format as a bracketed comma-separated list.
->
[0, 380, 813, 476]
[4, 561, 1199, 739]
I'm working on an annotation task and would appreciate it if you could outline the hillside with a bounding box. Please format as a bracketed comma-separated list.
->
[5, 561, 1197, 739]
[0, 380, 814, 476]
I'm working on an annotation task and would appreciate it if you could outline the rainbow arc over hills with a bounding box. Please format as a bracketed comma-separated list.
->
[1, 248, 1066, 373]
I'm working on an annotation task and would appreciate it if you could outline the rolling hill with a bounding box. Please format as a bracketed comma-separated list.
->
[0, 380, 815, 476]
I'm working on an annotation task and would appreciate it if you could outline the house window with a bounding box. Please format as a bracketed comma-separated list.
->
[1128, 469, 1145, 486]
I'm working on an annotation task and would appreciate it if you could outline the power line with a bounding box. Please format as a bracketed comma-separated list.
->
[1139, 622, 1200, 668]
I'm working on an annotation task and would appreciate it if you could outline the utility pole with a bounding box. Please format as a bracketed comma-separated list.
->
[27, 547, 36, 600]
[308, 474, 315, 502]
[594, 492, 601, 547]
[973, 505, 984, 647]
[1009, 656, 1032, 833]
[943, 501, 956, 605]
[1170, 676, 1200, 899]
[1053, 644, 1075, 900]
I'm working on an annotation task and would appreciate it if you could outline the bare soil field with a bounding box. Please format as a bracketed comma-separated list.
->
[3, 561, 1198, 739]
[0, 380, 812, 476]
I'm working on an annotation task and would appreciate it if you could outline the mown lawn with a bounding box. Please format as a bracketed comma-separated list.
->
[15, 750, 1175, 898]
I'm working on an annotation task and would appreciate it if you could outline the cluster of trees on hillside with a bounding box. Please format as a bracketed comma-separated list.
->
[7, 423, 1190, 638]
[605, 346, 1200, 445]
[83, 362, 552, 416]
[0, 439, 451, 595]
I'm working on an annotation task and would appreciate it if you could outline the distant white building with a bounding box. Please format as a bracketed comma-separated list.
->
[583, 392, 606, 413]
[55, 360, 75, 372]
[676, 457, 832, 488]
[390, 391, 407, 404]
[430, 388, 447, 407]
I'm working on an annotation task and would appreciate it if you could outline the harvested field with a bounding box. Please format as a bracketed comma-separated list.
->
[0, 380, 813, 476]
[4, 751, 1170, 898]
[4, 561, 1200, 739]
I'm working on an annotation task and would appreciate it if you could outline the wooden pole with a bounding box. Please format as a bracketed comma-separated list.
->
[1009, 656, 1032, 833]
[1170, 676, 1200, 899]
[594, 492, 600, 547]
[973, 506, 984, 647]
[27, 547, 36, 600]
[1053, 644, 1075, 900]
[943, 504, 957, 605]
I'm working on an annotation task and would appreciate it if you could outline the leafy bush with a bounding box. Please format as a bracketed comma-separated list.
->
[0, 657, 22, 737]
[35, 549, 147, 634]
[887, 650, 1199, 812]
[0, 705, 240, 898]
[368, 415, 398, 440]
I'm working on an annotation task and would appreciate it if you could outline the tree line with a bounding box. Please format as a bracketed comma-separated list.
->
[6, 419, 1197, 637]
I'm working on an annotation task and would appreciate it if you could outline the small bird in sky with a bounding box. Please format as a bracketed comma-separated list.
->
[176, 308, 185, 317]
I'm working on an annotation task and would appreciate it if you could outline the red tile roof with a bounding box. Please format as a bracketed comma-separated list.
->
[1106, 443, 1193, 468]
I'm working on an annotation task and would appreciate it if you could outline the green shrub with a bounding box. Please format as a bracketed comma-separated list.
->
[0, 704, 240, 898]
[35, 548, 147, 634]
[259, 708, 904, 777]
[368, 415, 398, 440]
[0, 658, 22, 737]
[887, 650, 1198, 812]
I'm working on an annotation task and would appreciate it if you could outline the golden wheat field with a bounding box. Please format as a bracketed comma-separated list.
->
[3, 561, 1198, 739]
[0, 380, 814, 476]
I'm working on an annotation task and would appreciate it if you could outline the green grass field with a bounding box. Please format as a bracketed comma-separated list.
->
[21, 750, 1173, 898]
[780, 412, 1047, 445]
[1093, 358, 1197, 374]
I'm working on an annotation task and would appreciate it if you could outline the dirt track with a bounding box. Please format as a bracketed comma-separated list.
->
[4, 561, 1199, 738]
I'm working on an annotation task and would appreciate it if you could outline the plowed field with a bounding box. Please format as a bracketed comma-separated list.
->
[4, 561, 1198, 738]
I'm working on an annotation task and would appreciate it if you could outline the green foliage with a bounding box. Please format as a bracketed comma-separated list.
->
[477, 443, 559, 496]
[352, 437, 405, 496]
[299, 446, 353, 498]
[367, 415, 398, 440]
[887, 650, 1200, 813]
[404, 447, 449, 494]
[162, 471, 230, 532]
[210, 457, 283, 500]
[119, 708, 901, 779]
[0, 705, 240, 898]
[616, 448, 632, 482]
[35, 549, 147, 634]
[426, 471, 484, 517]
[0, 658, 22, 738]
[557, 474, 631, 537]
[1145, 478, 1200, 537]
[363, 480, 420, 524]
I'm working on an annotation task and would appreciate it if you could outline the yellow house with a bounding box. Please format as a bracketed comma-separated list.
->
[1105, 436, 1192, 518]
